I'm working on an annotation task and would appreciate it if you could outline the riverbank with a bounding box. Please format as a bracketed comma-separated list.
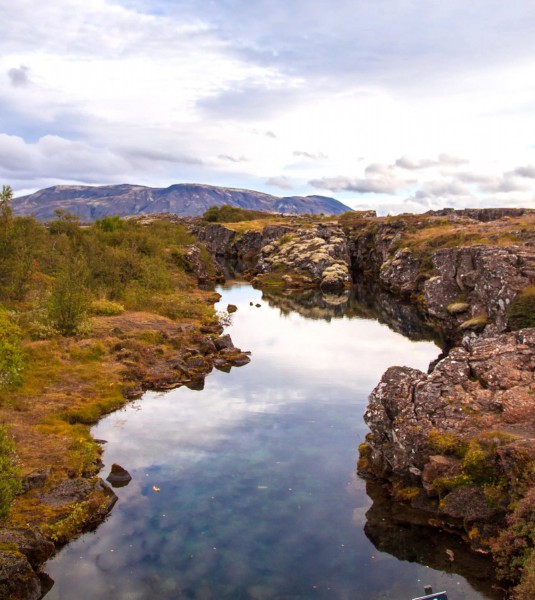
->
[194, 207, 535, 597]
[0, 298, 253, 599]
[0, 210, 251, 599]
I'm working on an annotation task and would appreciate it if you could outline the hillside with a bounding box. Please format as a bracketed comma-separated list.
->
[13, 183, 352, 220]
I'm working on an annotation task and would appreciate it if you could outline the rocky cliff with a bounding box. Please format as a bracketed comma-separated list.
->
[195, 208, 535, 595]
[359, 328, 535, 593]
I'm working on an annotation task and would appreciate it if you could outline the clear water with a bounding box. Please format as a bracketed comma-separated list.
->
[43, 284, 498, 600]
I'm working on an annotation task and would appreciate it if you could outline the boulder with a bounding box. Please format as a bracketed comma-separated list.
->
[0, 551, 41, 600]
[0, 529, 54, 568]
[106, 464, 132, 488]
[214, 334, 234, 351]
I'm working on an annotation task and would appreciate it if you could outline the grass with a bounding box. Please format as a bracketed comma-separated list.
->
[508, 285, 535, 330]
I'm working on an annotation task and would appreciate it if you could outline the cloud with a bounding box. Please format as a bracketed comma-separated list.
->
[121, 147, 203, 166]
[0, 134, 131, 183]
[197, 83, 306, 120]
[476, 177, 529, 194]
[413, 180, 471, 200]
[7, 66, 30, 87]
[395, 154, 468, 170]
[293, 151, 327, 160]
[309, 176, 407, 194]
[266, 175, 294, 190]
[218, 154, 249, 163]
[510, 165, 535, 178]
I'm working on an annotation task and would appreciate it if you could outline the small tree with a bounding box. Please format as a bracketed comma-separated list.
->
[0, 308, 23, 388]
[48, 252, 90, 336]
[0, 425, 22, 520]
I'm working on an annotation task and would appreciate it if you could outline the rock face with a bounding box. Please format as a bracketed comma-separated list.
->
[424, 246, 535, 338]
[13, 184, 352, 220]
[255, 224, 351, 290]
[361, 328, 535, 548]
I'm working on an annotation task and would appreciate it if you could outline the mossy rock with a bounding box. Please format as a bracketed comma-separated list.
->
[447, 302, 470, 315]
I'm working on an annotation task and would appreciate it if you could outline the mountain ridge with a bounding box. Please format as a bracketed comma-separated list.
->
[13, 183, 353, 220]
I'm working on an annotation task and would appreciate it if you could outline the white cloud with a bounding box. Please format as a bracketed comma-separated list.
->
[266, 175, 294, 190]
[0, 0, 534, 213]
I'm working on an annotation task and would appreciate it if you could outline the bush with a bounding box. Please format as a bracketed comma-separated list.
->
[48, 253, 90, 336]
[90, 299, 125, 316]
[508, 286, 535, 330]
[0, 309, 23, 388]
[493, 486, 535, 587]
[202, 204, 271, 223]
[0, 425, 22, 520]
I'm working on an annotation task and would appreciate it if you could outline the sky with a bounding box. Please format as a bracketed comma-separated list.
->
[1, 0, 535, 214]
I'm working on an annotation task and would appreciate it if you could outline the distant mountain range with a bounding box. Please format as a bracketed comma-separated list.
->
[13, 183, 352, 220]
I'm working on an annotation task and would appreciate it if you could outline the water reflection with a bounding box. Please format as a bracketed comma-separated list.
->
[364, 482, 501, 599]
[261, 283, 443, 346]
[43, 284, 491, 599]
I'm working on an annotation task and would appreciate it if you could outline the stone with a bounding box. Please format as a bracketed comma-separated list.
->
[0, 529, 54, 567]
[214, 334, 234, 351]
[106, 464, 132, 488]
[21, 468, 50, 492]
[227, 304, 238, 313]
[0, 551, 41, 600]
[422, 455, 461, 497]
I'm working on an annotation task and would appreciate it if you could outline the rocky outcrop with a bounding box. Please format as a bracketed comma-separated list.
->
[425, 207, 535, 222]
[360, 328, 535, 550]
[424, 246, 535, 338]
[255, 224, 351, 290]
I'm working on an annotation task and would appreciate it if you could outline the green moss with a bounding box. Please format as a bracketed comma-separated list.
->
[507, 285, 535, 330]
[428, 430, 468, 458]
[447, 302, 470, 315]
[459, 313, 488, 332]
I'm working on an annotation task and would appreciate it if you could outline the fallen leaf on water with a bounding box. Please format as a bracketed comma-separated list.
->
[152, 486, 161, 492]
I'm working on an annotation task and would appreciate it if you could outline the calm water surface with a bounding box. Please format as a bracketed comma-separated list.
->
[44, 284, 497, 599]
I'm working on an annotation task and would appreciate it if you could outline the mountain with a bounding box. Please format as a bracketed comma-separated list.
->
[13, 183, 352, 220]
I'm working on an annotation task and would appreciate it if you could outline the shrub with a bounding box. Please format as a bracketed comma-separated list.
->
[507, 286, 535, 330]
[0, 309, 23, 388]
[94, 215, 124, 232]
[202, 204, 271, 223]
[48, 253, 90, 336]
[0, 425, 22, 520]
[90, 299, 125, 316]
[492, 486, 535, 587]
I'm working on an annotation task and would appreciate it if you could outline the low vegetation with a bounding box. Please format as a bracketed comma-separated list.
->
[202, 204, 273, 223]
[0, 185, 219, 532]
[507, 285, 535, 330]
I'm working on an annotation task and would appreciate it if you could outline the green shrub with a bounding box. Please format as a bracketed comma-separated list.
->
[508, 286, 535, 330]
[90, 299, 125, 316]
[0, 425, 22, 520]
[202, 204, 270, 223]
[47, 253, 90, 336]
[0, 309, 23, 388]
[94, 215, 124, 232]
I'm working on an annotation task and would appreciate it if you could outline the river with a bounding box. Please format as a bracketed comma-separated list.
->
[43, 284, 498, 599]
